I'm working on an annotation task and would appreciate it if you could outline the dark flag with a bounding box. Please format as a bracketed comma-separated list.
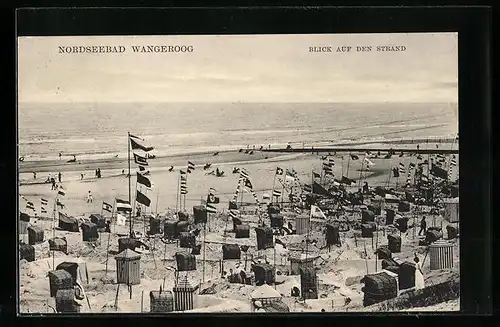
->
[350, 154, 359, 160]
[180, 169, 187, 175]
[130, 137, 154, 152]
[312, 181, 331, 196]
[392, 167, 400, 178]
[431, 164, 448, 179]
[136, 190, 151, 207]
[136, 172, 152, 188]
[207, 193, 220, 204]
[384, 153, 393, 159]
[129, 133, 144, 140]
[138, 165, 146, 172]
[341, 176, 354, 185]
[313, 171, 321, 178]
[187, 161, 195, 173]
[244, 178, 253, 189]
[275, 167, 284, 175]
[134, 153, 148, 166]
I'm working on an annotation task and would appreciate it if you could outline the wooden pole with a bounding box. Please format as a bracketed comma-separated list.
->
[105, 199, 115, 276]
[128, 132, 132, 238]
[176, 175, 180, 212]
[114, 283, 120, 311]
[203, 219, 207, 283]
[363, 242, 369, 274]
[271, 170, 277, 204]
[155, 188, 160, 216]
[141, 290, 144, 313]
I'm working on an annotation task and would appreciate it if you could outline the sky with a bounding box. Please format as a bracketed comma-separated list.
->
[17, 33, 458, 103]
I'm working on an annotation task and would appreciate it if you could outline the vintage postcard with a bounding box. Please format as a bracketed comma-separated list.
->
[17, 33, 459, 313]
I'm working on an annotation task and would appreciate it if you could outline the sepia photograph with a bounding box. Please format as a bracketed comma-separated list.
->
[17, 33, 459, 314]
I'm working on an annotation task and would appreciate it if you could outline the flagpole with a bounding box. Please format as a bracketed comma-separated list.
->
[386, 160, 392, 188]
[52, 194, 57, 270]
[105, 199, 115, 276]
[203, 218, 207, 283]
[176, 174, 180, 212]
[127, 132, 132, 238]
[358, 155, 365, 189]
[155, 188, 160, 216]
[346, 154, 351, 179]
[132, 176, 138, 236]
[271, 170, 277, 205]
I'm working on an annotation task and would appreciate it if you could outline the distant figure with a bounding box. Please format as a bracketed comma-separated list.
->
[136, 206, 141, 217]
[417, 145, 420, 151]
[95, 169, 98, 178]
[97, 168, 101, 178]
[58, 172, 62, 183]
[51, 177, 56, 190]
[344, 297, 352, 306]
[168, 166, 174, 172]
[81, 173, 84, 180]
[87, 191, 93, 203]
[436, 144, 439, 149]
[363, 181, 369, 194]
[73, 155, 76, 161]
[122, 169, 125, 175]
[33, 172, 36, 180]
[105, 221, 111, 233]
[59, 152, 62, 160]
[321, 309, 326, 312]
[418, 216, 427, 236]
[414, 254, 425, 290]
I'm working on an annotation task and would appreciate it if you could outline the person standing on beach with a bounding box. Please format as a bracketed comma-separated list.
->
[58, 172, 62, 183]
[418, 216, 427, 236]
[414, 254, 425, 290]
[33, 172, 36, 180]
[59, 152, 62, 160]
[81, 173, 84, 180]
[97, 168, 101, 178]
[51, 177, 56, 190]
[87, 191, 93, 203]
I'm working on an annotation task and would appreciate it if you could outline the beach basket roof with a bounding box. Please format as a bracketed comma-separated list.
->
[250, 284, 282, 299]
[115, 248, 141, 260]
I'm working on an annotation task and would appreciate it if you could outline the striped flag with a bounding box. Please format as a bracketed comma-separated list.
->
[206, 203, 217, 214]
[398, 162, 406, 174]
[129, 133, 144, 141]
[58, 187, 66, 196]
[41, 207, 47, 214]
[136, 190, 151, 207]
[275, 167, 284, 175]
[313, 171, 321, 178]
[134, 153, 148, 166]
[285, 169, 295, 182]
[273, 189, 282, 197]
[26, 202, 35, 211]
[116, 198, 132, 212]
[229, 209, 239, 218]
[324, 169, 334, 176]
[328, 157, 335, 166]
[130, 136, 154, 152]
[303, 184, 312, 193]
[450, 156, 457, 166]
[239, 169, 250, 180]
[41, 198, 48, 206]
[56, 199, 65, 208]
[180, 169, 187, 175]
[187, 161, 195, 173]
[364, 157, 375, 167]
[102, 201, 113, 212]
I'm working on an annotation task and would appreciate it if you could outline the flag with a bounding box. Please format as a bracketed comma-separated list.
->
[303, 184, 312, 193]
[180, 169, 187, 175]
[240, 169, 249, 180]
[350, 154, 359, 160]
[180, 188, 188, 195]
[244, 179, 253, 189]
[187, 161, 195, 173]
[398, 163, 406, 174]
[57, 199, 65, 208]
[229, 209, 240, 218]
[273, 190, 282, 197]
[392, 167, 400, 178]
[129, 133, 144, 141]
[138, 165, 146, 172]
[134, 153, 148, 166]
[340, 176, 354, 185]
[275, 167, 284, 175]
[116, 212, 126, 226]
[26, 202, 34, 210]
[41, 198, 48, 206]
[102, 202, 113, 213]
[310, 205, 327, 219]
[206, 203, 217, 214]
[313, 171, 321, 178]
[328, 157, 335, 165]
[136, 190, 151, 207]
[136, 172, 152, 188]
[409, 162, 416, 169]
[450, 157, 457, 166]
[431, 164, 448, 179]
[116, 198, 132, 212]
[130, 137, 154, 152]
[285, 170, 295, 182]
[207, 193, 220, 204]
[324, 170, 334, 176]
[209, 187, 216, 195]
[41, 207, 47, 214]
[58, 188, 66, 196]
[364, 157, 374, 167]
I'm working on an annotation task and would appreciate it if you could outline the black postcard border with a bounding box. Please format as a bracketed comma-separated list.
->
[4, 5, 493, 324]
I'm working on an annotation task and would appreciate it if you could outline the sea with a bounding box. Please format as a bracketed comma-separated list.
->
[18, 102, 458, 162]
